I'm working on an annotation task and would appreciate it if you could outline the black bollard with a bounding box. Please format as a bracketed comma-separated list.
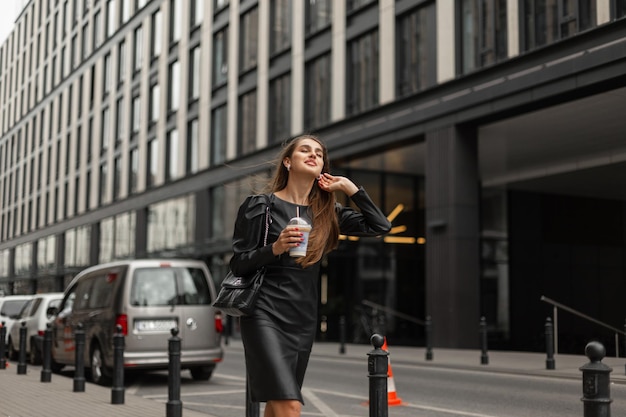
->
[368, 333, 389, 417]
[17, 321, 27, 375]
[166, 327, 182, 417]
[339, 315, 346, 354]
[41, 323, 52, 382]
[246, 373, 260, 417]
[623, 319, 625, 376]
[425, 316, 433, 361]
[545, 317, 555, 370]
[111, 324, 125, 404]
[0, 322, 6, 369]
[480, 316, 489, 365]
[73, 323, 86, 392]
[580, 341, 612, 417]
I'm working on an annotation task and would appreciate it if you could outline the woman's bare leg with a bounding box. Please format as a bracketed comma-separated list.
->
[264, 400, 301, 417]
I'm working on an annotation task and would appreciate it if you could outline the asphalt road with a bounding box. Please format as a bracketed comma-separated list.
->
[125, 347, 626, 417]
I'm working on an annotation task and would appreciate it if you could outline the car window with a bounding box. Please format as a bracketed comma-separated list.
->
[0, 300, 31, 319]
[17, 300, 33, 319]
[180, 268, 211, 305]
[58, 288, 78, 318]
[29, 298, 43, 317]
[131, 268, 177, 306]
[47, 299, 62, 318]
[74, 278, 94, 310]
[88, 273, 117, 308]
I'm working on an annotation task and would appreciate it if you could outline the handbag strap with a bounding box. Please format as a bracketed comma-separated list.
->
[262, 195, 271, 246]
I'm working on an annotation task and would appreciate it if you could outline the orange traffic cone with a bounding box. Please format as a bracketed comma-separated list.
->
[382, 338, 403, 406]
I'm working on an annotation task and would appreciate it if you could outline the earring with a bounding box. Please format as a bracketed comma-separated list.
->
[286, 165, 291, 171]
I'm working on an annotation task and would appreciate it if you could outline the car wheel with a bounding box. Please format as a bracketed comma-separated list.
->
[189, 365, 215, 381]
[7, 337, 18, 361]
[90, 343, 111, 385]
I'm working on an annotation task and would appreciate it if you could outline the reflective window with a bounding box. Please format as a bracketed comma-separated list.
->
[213, 28, 228, 86]
[166, 128, 179, 181]
[460, 0, 507, 74]
[187, 119, 199, 174]
[170, 0, 182, 43]
[270, 0, 291, 55]
[151, 9, 162, 58]
[240, 7, 258, 72]
[190, 47, 201, 100]
[211, 105, 227, 165]
[238, 90, 257, 155]
[522, 0, 596, 51]
[129, 147, 138, 193]
[396, 4, 436, 97]
[168, 60, 180, 111]
[304, 53, 331, 130]
[133, 25, 143, 73]
[306, 0, 332, 35]
[346, 30, 379, 116]
[269, 73, 291, 143]
[147, 138, 158, 187]
[147, 195, 196, 252]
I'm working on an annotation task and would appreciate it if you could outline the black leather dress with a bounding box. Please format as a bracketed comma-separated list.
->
[230, 188, 391, 403]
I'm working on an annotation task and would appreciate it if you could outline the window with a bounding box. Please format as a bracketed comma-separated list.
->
[522, 0, 596, 51]
[168, 60, 180, 112]
[103, 53, 111, 95]
[191, 0, 203, 27]
[166, 128, 178, 181]
[116, 97, 124, 143]
[211, 105, 227, 165]
[151, 10, 162, 58]
[150, 83, 160, 123]
[113, 156, 121, 200]
[187, 119, 199, 174]
[306, 0, 332, 35]
[305, 53, 331, 130]
[99, 163, 107, 204]
[189, 47, 201, 101]
[101, 107, 110, 153]
[107, 0, 116, 37]
[269, 73, 291, 143]
[147, 138, 158, 187]
[346, 31, 379, 116]
[215, 0, 229, 13]
[240, 7, 258, 73]
[270, 0, 291, 55]
[131, 95, 140, 134]
[170, 0, 181, 43]
[118, 40, 126, 84]
[238, 90, 257, 155]
[617, 0, 626, 19]
[133, 26, 143, 73]
[460, 0, 507, 74]
[94, 10, 102, 49]
[129, 147, 138, 193]
[396, 4, 436, 97]
[213, 28, 228, 86]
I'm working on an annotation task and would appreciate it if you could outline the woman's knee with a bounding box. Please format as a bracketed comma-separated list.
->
[267, 399, 301, 417]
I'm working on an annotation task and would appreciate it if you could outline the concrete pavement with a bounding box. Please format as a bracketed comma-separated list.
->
[1, 339, 625, 416]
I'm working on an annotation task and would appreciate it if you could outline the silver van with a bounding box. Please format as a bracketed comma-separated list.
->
[50, 259, 224, 384]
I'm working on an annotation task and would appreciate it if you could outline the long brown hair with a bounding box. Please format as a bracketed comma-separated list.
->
[268, 135, 339, 267]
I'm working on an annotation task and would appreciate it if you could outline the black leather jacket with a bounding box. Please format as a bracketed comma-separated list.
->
[230, 187, 392, 277]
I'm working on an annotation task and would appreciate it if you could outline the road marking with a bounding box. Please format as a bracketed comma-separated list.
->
[142, 389, 245, 399]
[302, 388, 340, 417]
[402, 403, 501, 417]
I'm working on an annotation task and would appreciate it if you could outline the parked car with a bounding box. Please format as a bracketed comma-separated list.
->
[7, 292, 64, 364]
[0, 295, 34, 346]
[49, 259, 224, 384]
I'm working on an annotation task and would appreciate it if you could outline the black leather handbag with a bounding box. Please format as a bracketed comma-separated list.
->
[212, 199, 270, 317]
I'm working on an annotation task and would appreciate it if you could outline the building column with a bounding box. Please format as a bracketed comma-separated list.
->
[425, 125, 480, 348]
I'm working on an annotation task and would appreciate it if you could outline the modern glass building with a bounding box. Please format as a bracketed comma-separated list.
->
[1, 0, 625, 352]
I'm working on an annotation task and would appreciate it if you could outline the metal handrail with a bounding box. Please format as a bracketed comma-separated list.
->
[361, 299, 425, 326]
[540, 295, 625, 356]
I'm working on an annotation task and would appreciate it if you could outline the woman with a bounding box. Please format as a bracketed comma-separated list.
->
[230, 135, 391, 417]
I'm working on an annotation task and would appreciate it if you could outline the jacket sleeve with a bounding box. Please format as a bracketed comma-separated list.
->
[337, 187, 392, 236]
[229, 195, 277, 276]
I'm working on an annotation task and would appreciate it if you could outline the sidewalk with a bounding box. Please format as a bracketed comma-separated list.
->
[0, 361, 218, 417]
[1, 341, 624, 416]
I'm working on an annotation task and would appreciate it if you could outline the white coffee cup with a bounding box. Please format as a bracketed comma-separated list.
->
[288, 217, 311, 257]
